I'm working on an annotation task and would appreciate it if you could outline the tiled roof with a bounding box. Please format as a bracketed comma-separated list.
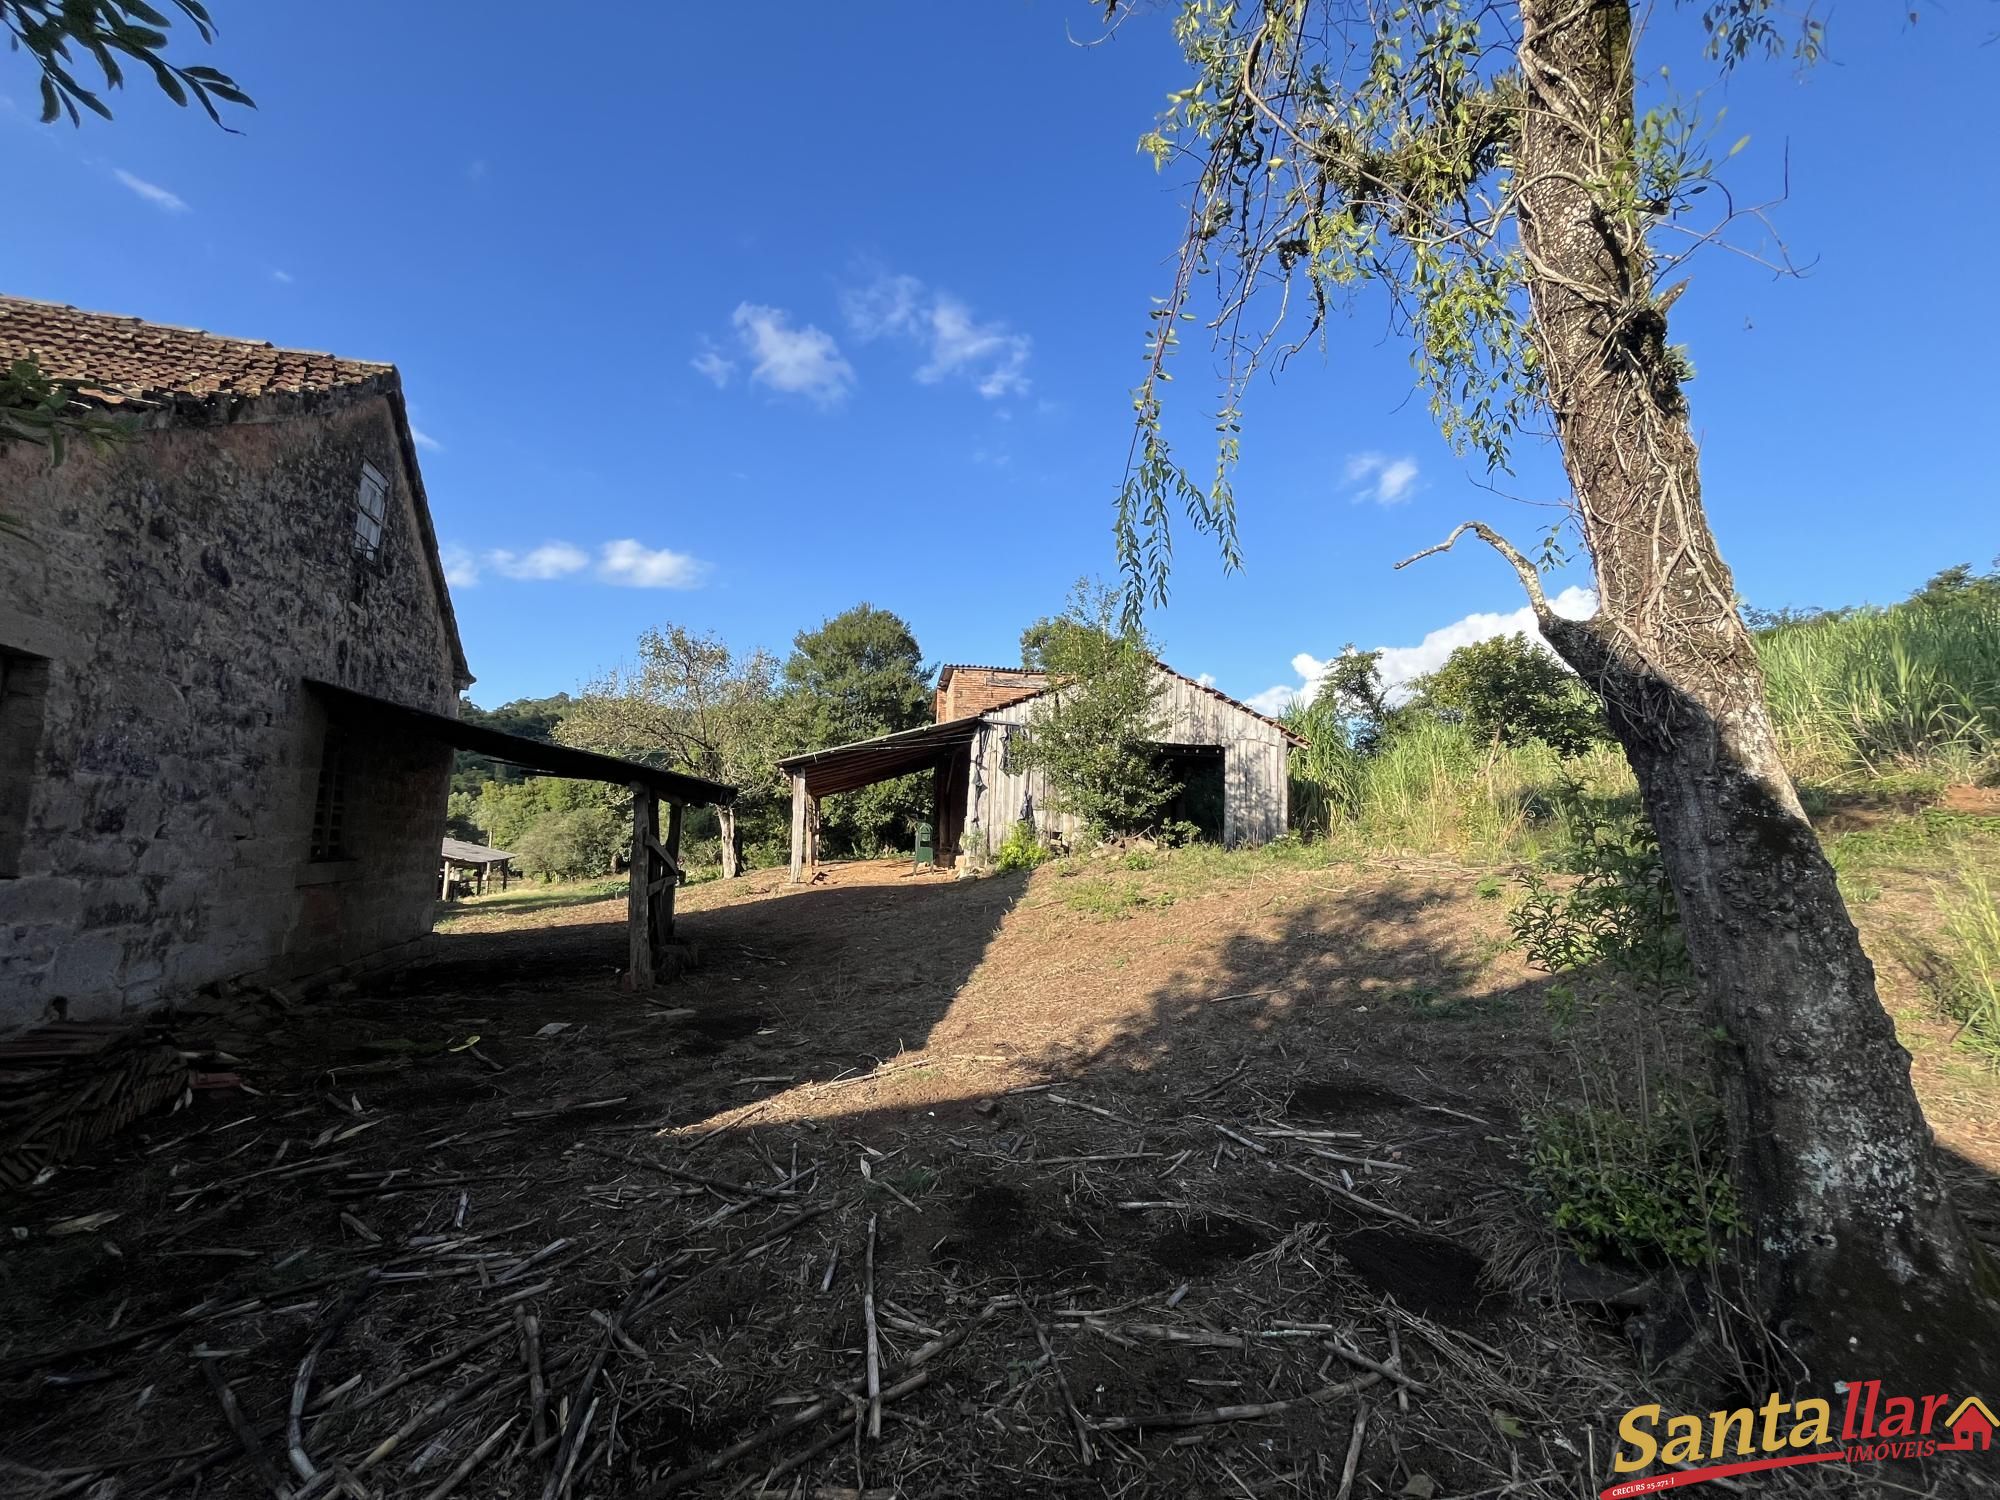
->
[0, 294, 392, 406]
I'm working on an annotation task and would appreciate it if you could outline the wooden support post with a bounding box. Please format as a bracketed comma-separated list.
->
[807, 795, 820, 877]
[790, 774, 808, 883]
[660, 799, 684, 945]
[627, 783, 657, 990]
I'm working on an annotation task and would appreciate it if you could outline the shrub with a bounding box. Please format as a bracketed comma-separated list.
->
[994, 820, 1050, 873]
[1526, 1093, 1744, 1267]
[514, 805, 623, 882]
[1509, 786, 1687, 1017]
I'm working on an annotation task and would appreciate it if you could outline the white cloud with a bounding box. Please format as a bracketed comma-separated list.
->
[448, 539, 710, 590]
[486, 542, 589, 581]
[1251, 586, 1599, 711]
[842, 273, 1031, 398]
[440, 545, 480, 588]
[730, 303, 854, 404]
[114, 168, 188, 213]
[1196, 672, 1217, 689]
[690, 344, 736, 388]
[410, 427, 443, 453]
[270, 268, 294, 285]
[597, 539, 708, 589]
[1343, 452, 1420, 506]
[1246, 683, 1299, 717]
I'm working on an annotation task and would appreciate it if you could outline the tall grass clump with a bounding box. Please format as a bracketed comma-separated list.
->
[1288, 708, 1632, 860]
[1935, 872, 2000, 1059]
[1757, 588, 2000, 782]
[1282, 694, 1366, 830]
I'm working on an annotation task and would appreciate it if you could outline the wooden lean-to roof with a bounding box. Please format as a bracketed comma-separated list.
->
[777, 716, 988, 799]
[309, 680, 737, 806]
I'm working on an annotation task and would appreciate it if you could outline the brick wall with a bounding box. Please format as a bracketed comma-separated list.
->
[937, 668, 1047, 723]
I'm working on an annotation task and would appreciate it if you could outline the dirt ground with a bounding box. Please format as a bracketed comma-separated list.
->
[3, 852, 1996, 1499]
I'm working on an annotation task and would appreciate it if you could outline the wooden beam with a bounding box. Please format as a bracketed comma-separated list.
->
[627, 783, 656, 990]
[790, 773, 808, 883]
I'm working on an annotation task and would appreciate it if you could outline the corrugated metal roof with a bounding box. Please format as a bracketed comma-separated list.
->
[442, 838, 515, 864]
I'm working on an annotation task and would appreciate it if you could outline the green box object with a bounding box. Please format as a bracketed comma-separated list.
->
[914, 821, 934, 867]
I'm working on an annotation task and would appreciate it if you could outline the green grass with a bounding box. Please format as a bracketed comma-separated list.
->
[438, 877, 625, 920]
[1824, 808, 2000, 876]
[1057, 877, 1178, 919]
[435, 866, 723, 927]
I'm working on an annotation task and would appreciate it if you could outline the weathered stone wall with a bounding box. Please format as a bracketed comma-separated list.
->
[0, 389, 462, 1028]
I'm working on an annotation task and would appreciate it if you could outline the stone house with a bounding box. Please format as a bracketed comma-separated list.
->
[0, 296, 474, 1028]
[0, 298, 733, 1031]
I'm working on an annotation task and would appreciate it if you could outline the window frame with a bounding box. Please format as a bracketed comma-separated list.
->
[352, 460, 389, 562]
[0, 649, 51, 878]
[309, 728, 352, 862]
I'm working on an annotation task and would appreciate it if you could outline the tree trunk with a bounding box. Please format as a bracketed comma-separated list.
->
[1514, 0, 1998, 1386]
[718, 803, 741, 879]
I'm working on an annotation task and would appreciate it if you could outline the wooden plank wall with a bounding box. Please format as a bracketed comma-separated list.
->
[964, 667, 1289, 853]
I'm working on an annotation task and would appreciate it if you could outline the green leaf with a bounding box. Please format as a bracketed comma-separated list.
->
[1728, 134, 1751, 157]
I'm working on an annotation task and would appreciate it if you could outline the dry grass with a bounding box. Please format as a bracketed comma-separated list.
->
[0, 858, 1994, 1499]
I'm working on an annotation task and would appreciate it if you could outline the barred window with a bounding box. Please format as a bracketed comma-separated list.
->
[353, 462, 388, 559]
[310, 729, 350, 860]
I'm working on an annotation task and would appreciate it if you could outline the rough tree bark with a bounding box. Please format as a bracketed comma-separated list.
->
[1495, 0, 1999, 1386]
[718, 803, 741, 879]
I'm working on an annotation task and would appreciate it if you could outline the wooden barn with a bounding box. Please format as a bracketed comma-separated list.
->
[779, 662, 1304, 879]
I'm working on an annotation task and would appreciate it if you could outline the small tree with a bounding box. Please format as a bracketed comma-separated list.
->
[1014, 583, 1172, 838]
[1309, 647, 1398, 752]
[1407, 633, 1610, 758]
[560, 626, 776, 875]
[775, 604, 935, 857]
[513, 806, 622, 884]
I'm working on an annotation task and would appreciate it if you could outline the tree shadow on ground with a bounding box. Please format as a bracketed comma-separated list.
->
[5, 860, 1997, 1500]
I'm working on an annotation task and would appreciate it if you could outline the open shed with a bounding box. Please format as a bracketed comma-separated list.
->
[310, 681, 735, 988]
[777, 662, 1304, 879]
[440, 837, 517, 898]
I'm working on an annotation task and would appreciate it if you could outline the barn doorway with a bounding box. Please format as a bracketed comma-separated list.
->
[1153, 743, 1225, 842]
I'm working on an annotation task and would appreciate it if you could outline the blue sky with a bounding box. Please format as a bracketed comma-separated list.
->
[5, 2, 1994, 712]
